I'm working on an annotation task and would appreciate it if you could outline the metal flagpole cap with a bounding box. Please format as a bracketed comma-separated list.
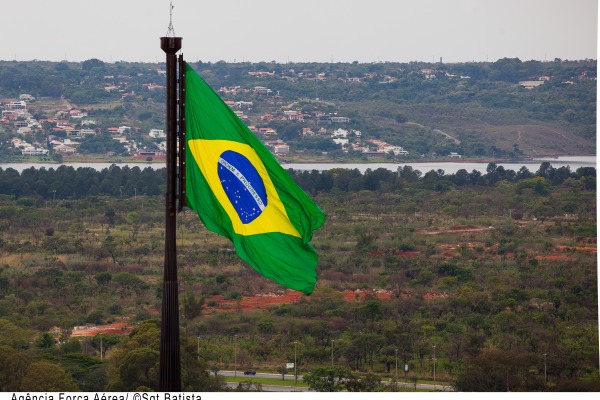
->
[160, 37, 182, 54]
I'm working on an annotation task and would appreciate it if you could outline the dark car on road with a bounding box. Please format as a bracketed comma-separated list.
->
[243, 369, 256, 375]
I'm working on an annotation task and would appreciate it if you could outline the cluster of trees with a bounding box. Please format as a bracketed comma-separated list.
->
[291, 163, 596, 195]
[193, 57, 596, 87]
[0, 319, 224, 391]
[0, 164, 163, 199]
[0, 60, 165, 103]
[0, 162, 594, 201]
[0, 62, 64, 97]
[77, 135, 129, 155]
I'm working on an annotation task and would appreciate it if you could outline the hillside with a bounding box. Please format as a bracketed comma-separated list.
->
[0, 58, 596, 163]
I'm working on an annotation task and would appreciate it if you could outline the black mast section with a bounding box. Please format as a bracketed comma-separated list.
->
[159, 35, 182, 392]
[178, 54, 186, 211]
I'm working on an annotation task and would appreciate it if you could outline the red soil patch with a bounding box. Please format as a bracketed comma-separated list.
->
[206, 291, 305, 312]
[341, 289, 394, 301]
[557, 245, 597, 254]
[449, 225, 480, 230]
[205, 288, 449, 313]
[437, 244, 458, 257]
[71, 322, 134, 337]
[398, 251, 419, 257]
[343, 290, 448, 301]
[536, 254, 571, 261]
[416, 226, 493, 235]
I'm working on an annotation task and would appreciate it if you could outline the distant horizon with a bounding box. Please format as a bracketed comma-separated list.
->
[0, 56, 596, 65]
[2, 0, 596, 65]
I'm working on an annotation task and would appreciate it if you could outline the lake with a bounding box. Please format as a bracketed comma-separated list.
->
[0, 156, 596, 175]
[284, 156, 597, 174]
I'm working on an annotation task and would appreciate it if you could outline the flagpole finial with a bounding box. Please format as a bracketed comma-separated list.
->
[166, 1, 176, 37]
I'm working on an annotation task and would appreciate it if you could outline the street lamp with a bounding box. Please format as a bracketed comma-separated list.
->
[197, 336, 201, 361]
[331, 339, 335, 367]
[234, 335, 238, 377]
[294, 341, 298, 386]
[543, 353, 547, 385]
[433, 345, 437, 388]
[395, 348, 398, 384]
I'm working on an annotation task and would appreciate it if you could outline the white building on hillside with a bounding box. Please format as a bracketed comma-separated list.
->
[79, 128, 97, 136]
[22, 146, 49, 156]
[7, 101, 27, 110]
[332, 128, 349, 138]
[382, 145, 409, 156]
[333, 138, 349, 146]
[274, 144, 290, 154]
[149, 129, 166, 139]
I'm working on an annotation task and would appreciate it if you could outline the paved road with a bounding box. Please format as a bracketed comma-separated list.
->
[220, 371, 307, 392]
[220, 370, 302, 381]
[224, 382, 309, 392]
[218, 370, 454, 391]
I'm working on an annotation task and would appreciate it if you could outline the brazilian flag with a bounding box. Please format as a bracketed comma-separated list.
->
[184, 63, 325, 295]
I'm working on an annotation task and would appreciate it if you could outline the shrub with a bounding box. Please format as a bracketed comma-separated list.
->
[224, 290, 242, 300]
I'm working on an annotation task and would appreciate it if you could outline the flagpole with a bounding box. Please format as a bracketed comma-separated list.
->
[160, 35, 182, 392]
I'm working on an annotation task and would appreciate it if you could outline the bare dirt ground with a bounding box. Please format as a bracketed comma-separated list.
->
[70, 321, 134, 337]
[415, 225, 494, 235]
[203, 287, 450, 314]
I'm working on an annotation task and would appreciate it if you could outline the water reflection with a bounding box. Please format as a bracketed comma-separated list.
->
[0, 156, 596, 175]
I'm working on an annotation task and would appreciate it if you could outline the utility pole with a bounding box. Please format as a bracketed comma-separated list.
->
[197, 336, 201, 361]
[294, 341, 298, 386]
[544, 353, 547, 385]
[234, 335, 238, 377]
[433, 345, 436, 391]
[331, 339, 335, 367]
[395, 348, 398, 384]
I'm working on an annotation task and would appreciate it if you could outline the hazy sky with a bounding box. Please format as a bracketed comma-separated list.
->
[2, 0, 597, 63]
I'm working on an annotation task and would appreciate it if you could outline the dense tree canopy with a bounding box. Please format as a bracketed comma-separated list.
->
[0, 163, 594, 200]
[106, 320, 222, 391]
